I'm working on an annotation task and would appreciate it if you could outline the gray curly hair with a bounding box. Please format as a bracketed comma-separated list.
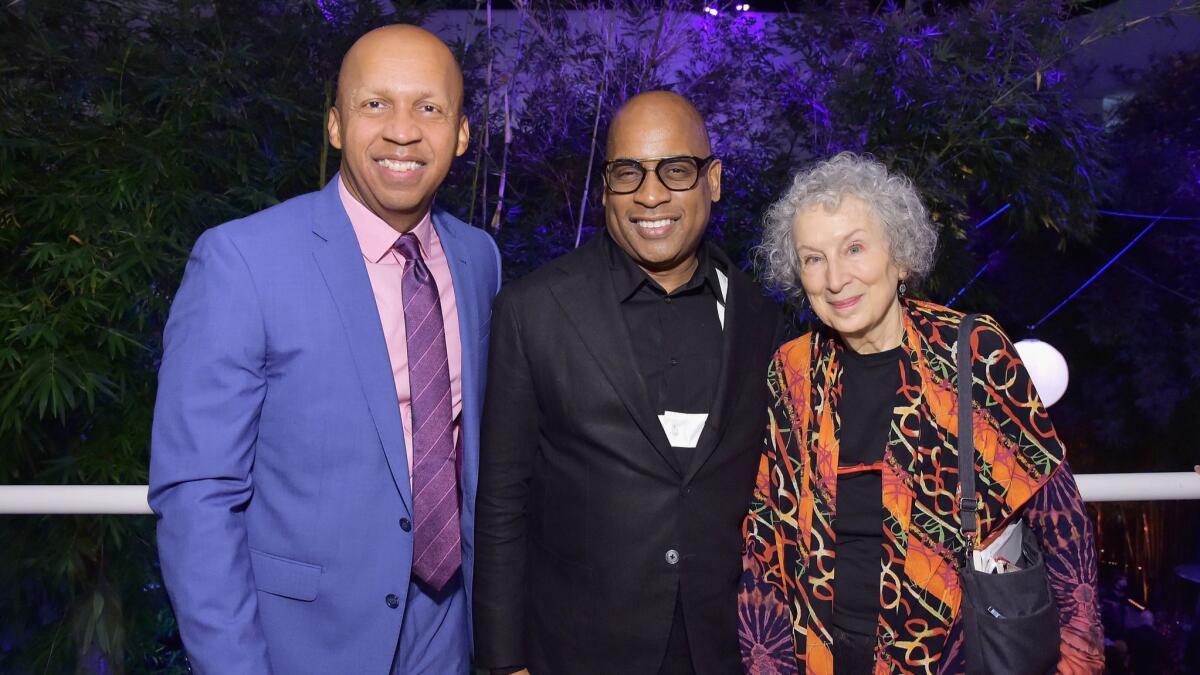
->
[755, 152, 939, 304]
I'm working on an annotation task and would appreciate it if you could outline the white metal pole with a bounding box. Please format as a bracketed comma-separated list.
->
[1074, 472, 1200, 502]
[1, 473, 1199, 514]
[0, 485, 153, 514]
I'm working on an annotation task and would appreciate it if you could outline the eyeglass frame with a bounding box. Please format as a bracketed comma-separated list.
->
[601, 154, 717, 195]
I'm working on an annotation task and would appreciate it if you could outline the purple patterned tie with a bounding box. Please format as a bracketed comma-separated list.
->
[394, 232, 461, 591]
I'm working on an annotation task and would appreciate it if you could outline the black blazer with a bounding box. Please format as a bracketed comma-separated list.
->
[473, 234, 783, 674]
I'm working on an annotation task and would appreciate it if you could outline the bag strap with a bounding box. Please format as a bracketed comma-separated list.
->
[957, 314, 979, 565]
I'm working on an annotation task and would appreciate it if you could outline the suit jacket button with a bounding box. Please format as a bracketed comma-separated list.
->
[399, 518, 412, 532]
[385, 593, 400, 609]
[665, 549, 680, 565]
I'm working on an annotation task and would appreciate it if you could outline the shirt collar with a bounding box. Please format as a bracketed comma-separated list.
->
[338, 175, 435, 263]
[604, 230, 723, 303]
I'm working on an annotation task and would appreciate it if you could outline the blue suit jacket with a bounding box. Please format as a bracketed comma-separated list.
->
[149, 176, 501, 674]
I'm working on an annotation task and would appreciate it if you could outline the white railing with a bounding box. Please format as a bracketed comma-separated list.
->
[0, 485, 153, 514]
[1075, 472, 1200, 502]
[0, 473, 1198, 514]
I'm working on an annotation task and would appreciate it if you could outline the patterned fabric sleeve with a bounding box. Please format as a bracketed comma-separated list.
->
[738, 356, 801, 675]
[972, 315, 1104, 672]
[1023, 461, 1105, 674]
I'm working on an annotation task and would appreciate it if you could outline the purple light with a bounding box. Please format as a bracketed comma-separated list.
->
[736, 3, 751, 9]
[704, 6, 719, 15]
[315, 0, 338, 23]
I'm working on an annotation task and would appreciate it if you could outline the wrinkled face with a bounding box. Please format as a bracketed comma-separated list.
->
[602, 107, 721, 282]
[328, 36, 469, 230]
[792, 195, 907, 352]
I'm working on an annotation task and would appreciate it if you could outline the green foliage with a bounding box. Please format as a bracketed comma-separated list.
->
[771, 1, 1108, 304]
[441, 1, 794, 278]
[1110, 51, 1200, 211]
[0, 1, 419, 671]
[444, 2, 1110, 308]
[1054, 52, 1200, 464]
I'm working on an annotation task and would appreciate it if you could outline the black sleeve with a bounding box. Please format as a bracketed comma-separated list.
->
[473, 288, 539, 669]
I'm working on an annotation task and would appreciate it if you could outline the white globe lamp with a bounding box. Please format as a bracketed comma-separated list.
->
[1014, 339, 1069, 407]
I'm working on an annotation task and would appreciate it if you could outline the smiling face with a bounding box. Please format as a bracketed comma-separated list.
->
[602, 92, 721, 293]
[793, 194, 907, 353]
[327, 25, 469, 233]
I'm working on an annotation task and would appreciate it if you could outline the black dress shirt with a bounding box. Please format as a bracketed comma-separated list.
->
[606, 233, 724, 456]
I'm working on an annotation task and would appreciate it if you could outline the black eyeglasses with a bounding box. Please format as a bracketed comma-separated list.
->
[601, 155, 715, 195]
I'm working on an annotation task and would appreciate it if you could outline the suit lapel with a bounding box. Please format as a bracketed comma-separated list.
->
[431, 209, 482, 508]
[309, 175, 413, 515]
[549, 238, 683, 476]
[683, 250, 756, 485]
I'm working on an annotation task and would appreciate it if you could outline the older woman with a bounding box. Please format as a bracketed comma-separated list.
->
[738, 153, 1103, 674]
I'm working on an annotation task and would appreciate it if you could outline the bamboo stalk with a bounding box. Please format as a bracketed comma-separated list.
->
[575, 22, 611, 248]
[490, 5, 527, 232]
[466, 0, 493, 228]
[491, 89, 512, 231]
[319, 79, 332, 189]
[513, 0, 557, 46]
[461, 0, 485, 56]
[478, 0, 494, 228]
[639, 6, 668, 91]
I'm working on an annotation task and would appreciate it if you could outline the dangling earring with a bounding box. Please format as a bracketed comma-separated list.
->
[898, 281, 907, 296]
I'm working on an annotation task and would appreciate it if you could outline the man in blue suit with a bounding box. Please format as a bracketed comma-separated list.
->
[149, 25, 500, 674]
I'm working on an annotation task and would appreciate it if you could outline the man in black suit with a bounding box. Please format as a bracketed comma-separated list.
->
[473, 91, 783, 674]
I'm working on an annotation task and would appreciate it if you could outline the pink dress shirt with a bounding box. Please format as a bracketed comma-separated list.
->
[339, 177, 462, 486]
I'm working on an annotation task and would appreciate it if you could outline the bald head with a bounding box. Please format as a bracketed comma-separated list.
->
[606, 91, 711, 158]
[337, 24, 464, 115]
[327, 24, 470, 234]
[602, 90, 721, 293]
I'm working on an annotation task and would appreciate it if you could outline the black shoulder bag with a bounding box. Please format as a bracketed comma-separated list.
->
[956, 314, 1060, 674]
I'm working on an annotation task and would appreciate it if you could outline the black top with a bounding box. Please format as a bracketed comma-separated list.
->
[606, 233, 724, 450]
[833, 345, 903, 637]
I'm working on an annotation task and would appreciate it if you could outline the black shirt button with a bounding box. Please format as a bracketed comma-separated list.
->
[385, 593, 400, 609]
[664, 296, 672, 304]
[670, 358, 679, 366]
[399, 518, 412, 532]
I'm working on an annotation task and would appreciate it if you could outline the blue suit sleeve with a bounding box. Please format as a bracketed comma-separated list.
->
[488, 231, 502, 295]
[149, 227, 273, 675]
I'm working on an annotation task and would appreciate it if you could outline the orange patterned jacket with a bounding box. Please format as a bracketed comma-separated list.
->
[738, 300, 1103, 674]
